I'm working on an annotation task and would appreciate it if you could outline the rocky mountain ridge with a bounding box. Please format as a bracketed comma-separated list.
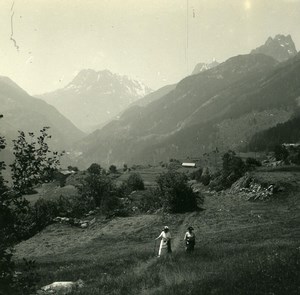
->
[39, 69, 152, 132]
[251, 34, 297, 62]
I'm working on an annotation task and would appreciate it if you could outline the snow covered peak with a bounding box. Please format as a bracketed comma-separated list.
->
[192, 60, 220, 75]
[65, 69, 151, 98]
[251, 34, 297, 62]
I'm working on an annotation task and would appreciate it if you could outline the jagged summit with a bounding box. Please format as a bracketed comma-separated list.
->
[39, 69, 152, 132]
[251, 34, 297, 62]
[191, 59, 219, 75]
[65, 69, 151, 97]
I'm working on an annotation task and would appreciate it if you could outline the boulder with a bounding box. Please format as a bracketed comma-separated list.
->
[39, 279, 84, 294]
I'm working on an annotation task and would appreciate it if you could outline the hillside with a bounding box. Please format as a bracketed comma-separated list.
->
[0, 76, 84, 163]
[130, 84, 176, 108]
[74, 50, 300, 167]
[39, 69, 152, 133]
[14, 168, 300, 294]
[248, 114, 300, 151]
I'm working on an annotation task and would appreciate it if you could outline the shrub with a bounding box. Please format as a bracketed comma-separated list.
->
[287, 146, 300, 165]
[68, 194, 95, 218]
[67, 166, 79, 172]
[127, 173, 145, 191]
[32, 198, 59, 231]
[245, 157, 261, 169]
[141, 188, 163, 212]
[201, 168, 211, 186]
[156, 170, 198, 213]
[274, 145, 289, 161]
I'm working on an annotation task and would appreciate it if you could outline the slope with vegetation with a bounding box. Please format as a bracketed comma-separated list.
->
[0, 76, 84, 168]
[76, 36, 300, 167]
[13, 164, 300, 295]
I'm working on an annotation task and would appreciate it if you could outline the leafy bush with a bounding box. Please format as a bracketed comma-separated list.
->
[156, 171, 198, 213]
[127, 173, 145, 191]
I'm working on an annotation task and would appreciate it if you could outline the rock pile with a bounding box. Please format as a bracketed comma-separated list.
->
[53, 215, 96, 229]
[240, 183, 275, 201]
[230, 173, 284, 201]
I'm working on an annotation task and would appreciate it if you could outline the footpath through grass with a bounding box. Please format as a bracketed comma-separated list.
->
[15, 170, 300, 294]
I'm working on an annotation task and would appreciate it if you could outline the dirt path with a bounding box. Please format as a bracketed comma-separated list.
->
[133, 211, 197, 277]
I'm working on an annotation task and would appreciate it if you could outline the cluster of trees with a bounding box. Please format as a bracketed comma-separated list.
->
[274, 144, 300, 165]
[0, 123, 61, 294]
[193, 151, 261, 191]
[248, 115, 300, 152]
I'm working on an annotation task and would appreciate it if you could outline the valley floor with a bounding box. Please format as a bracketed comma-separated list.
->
[14, 170, 300, 294]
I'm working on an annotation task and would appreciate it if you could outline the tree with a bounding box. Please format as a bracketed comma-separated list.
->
[10, 127, 63, 194]
[274, 145, 289, 161]
[218, 151, 245, 188]
[127, 173, 145, 191]
[0, 117, 39, 294]
[78, 163, 113, 209]
[109, 165, 117, 174]
[87, 163, 102, 175]
[156, 170, 199, 213]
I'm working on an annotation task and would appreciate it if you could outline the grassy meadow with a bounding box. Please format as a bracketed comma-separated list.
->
[14, 168, 300, 294]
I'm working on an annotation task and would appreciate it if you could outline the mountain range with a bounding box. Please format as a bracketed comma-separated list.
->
[1, 34, 299, 169]
[0, 76, 84, 164]
[75, 35, 300, 167]
[39, 69, 152, 132]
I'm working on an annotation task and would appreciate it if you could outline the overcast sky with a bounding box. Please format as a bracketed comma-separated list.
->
[0, 0, 299, 95]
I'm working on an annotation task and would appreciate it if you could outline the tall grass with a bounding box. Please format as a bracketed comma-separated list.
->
[30, 240, 299, 294]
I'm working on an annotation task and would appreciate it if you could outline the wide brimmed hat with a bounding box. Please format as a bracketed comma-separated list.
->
[164, 226, 169, 230]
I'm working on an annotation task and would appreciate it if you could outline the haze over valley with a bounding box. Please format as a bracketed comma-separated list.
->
[1, 1, 300, 295]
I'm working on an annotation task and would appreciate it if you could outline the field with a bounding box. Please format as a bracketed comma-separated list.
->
[116, 166, 167, 188]
[14, 168, 300, 294]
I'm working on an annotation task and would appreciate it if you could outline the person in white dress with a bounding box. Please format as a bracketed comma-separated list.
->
[155, 226, 172, 257]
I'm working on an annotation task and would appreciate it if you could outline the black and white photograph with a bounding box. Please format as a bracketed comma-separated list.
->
[0, 0, 300, 294]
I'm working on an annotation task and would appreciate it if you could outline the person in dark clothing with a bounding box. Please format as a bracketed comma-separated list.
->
[184, 226, 195, 252]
